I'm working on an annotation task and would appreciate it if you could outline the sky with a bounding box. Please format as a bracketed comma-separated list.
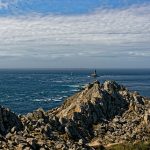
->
[0, 0, 150, 68]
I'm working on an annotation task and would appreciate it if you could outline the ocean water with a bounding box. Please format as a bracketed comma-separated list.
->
[0, 69, 150, 114]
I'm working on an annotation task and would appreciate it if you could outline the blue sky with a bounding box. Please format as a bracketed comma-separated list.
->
[0, 0, 150, 68]
[0, 0, 150, 15]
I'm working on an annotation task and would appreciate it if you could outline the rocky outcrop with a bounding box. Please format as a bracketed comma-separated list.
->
[0, 80, 150, 150]
[53, 80, 150, 145]
[0, 106, 23, 135]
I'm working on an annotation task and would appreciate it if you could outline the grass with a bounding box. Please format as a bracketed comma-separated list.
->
[107, 141, 150, 150]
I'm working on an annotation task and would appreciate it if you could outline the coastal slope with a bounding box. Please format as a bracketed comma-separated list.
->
[0, 80, 150, 149]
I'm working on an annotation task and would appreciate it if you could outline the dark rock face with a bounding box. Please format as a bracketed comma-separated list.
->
[0, 80, 150, 149]
[0, 106, 23, 135]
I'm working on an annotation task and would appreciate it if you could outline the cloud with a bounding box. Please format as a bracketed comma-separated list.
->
[0, 0, 20, 9]
[0, 3, 150, 67]
[128, 51, 150, 57]
[0, 1, 8, 9]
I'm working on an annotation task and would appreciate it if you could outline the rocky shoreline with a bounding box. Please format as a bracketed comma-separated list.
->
[0, 80, 150, 150]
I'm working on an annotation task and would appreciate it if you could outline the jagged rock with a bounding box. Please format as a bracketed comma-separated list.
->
[0, 106, 23, 135]
[78, 139, 84, 146]
[51, 80, 150, 146]
[27, 138, 38, 149]
[11, 126, 17, 133]
[5, 132, 12, 139]
[103, 80, 121, 92]
[65, 123, 80, 139]
[44, 124, 51, 136]
[0, 80, 150, 149]
[144, 112, 150, 124]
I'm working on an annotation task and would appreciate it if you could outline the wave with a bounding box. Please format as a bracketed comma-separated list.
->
[67, 85, 80, 88]
[32, 96, 65, 102]
[61, 91, 68, 93]
[63, 95, 68, 98]
[33, 98, 52, 102]
[58, 97, 63, 100]
[70, 89, 80, 92]
[52, 99, 62, 102]
[52, 80, 63, 83]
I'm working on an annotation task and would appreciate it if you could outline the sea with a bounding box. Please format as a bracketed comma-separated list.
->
[0, 69, 150, 114]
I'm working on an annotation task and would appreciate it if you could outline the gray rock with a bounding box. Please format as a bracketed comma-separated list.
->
[27, 138, 38, 149]
[44, 124, 51, 136]
[144, 112, 150, 124]
[78, 139, 83, 146]
[56, 143, 64, 149]
[112, 117, 120, 123]
[11, 126, 16, 133]
[6, 132, 12, 139]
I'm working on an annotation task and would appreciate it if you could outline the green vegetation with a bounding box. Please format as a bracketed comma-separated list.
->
[107, 141, 150, 150]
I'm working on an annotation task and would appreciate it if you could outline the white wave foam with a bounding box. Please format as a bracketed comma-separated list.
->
[63, 95, 68, 98]
[33, 99, 44, 102]
[52, 81, 63, 83]
[33, 98, 52, 102]
[67, 85, 80, 88]
[61, 91, 68, 93]
[33, 96, 64, 102]
[70, 89, 80, 92]
[58, 97, 63, 100]
[52, 99, 62, 102]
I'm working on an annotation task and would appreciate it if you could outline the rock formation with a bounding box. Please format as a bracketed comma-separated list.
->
[0, 106, 23, 135]
[0, 80, 150, 150]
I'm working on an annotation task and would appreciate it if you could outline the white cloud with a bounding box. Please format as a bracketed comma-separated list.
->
[0, 3, 150, 67]
[128, 51, 150, 57]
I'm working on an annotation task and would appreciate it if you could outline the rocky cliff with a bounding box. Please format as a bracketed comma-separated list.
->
[0, 80, 150, 150]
